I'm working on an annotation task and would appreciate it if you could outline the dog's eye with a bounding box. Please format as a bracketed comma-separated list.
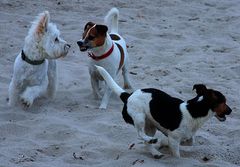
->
[88, 35, 95, 41]
[55, 37, 59, 42]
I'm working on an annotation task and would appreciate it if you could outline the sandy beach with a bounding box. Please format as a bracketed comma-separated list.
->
[0, 0, 239, 166]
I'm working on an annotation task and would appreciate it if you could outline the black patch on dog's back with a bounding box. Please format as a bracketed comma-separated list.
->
[142, 88, 183, 131]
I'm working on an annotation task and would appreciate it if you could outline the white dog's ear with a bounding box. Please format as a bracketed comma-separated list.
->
[35, 11, 50, 36]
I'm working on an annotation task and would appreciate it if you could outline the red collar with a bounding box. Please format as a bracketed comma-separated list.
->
[88, 44, 114, 61]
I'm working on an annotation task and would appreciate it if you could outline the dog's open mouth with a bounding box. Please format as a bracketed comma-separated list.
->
[79, 46, 88, 52]
[215, 114, 226, 122]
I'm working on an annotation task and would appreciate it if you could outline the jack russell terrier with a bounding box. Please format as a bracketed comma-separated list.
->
[77, 8, 132, 109]
[95, 65, 232, 158]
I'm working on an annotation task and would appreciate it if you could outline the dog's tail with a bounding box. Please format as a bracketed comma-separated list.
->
[104, 7, 119, 34]
[95, 65, 130, 103]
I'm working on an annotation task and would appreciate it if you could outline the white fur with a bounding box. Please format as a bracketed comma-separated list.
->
[8, 11, 70, 108]
[96, 65, 216, 158]
[104, 7, 119, 34]
[88, 8, 132, 109]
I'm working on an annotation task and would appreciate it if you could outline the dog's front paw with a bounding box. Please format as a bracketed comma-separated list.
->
[99, 104, 107, 110]
[20, 96, 33, 108]
[153, 154, 165, 159]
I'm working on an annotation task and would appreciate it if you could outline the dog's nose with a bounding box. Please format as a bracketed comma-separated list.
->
[77, 41, 83, 46]
[226, 105, 232, 115]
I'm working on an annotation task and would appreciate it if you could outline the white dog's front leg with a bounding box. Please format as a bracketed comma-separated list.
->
[8, 80, 20, 107]
[20, 81, 48, 107]
[47, 60, 57, 98]
[99, 86, 112, 109]
[130, 111, 158, 144]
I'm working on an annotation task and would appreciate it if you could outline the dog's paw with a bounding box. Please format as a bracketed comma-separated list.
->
[153, 154, 165, 159]
[148, 138, 158, 144]
[99, 104, 107, 110]
[20, 96, 33, 108]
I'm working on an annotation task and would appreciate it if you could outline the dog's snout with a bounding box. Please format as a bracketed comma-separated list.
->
[64, 44, 71, 51]
[77, 41, 83, 46]
[226, 105, 232, 115]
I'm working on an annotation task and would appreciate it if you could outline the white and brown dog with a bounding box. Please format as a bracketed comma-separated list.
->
[77, 8, 132, 109]
[95, 65, 232, 158]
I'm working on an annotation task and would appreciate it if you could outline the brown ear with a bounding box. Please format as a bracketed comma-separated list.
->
[193, 84, 207, 96]
[35, 11, 49, 36]
[84, 22, 95, 30]
[95, 25, 108, 36]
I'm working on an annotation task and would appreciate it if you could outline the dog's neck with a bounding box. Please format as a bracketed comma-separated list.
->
[181, 99, 214, 131]
[90, 34, 113, 57]
[21, 50, 45, 65]
[22, 39, 48, 63]
[186, 97, 213, 119]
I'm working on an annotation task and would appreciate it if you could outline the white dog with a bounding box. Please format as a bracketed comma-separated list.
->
[77, 8, 132, 109]
[96, 65, 232, 158]
[8, 11, 70, 108]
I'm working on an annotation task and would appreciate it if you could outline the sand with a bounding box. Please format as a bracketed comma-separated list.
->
[0, 0, 239, 166]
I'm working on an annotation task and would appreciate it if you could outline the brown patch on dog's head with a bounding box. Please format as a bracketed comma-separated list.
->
[82, 22, 95, 39]
[77, 22, 108, 51]
[193, 84, 232, 121]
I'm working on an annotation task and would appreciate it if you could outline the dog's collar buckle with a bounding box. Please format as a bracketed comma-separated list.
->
[88, 44, 114, 61]
[21, 50, 45, 65]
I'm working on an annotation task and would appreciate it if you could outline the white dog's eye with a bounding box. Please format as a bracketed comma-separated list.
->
[55, 37, 59, 42]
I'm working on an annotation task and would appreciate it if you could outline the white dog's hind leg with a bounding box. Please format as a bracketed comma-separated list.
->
[47, 60, 57, 98]
[144, 119, 164, 159]
[129, 109, 158, 143]
[122, 65, 132, 89]
[8, 80, 19, 106]
[20, 80, 48, 107]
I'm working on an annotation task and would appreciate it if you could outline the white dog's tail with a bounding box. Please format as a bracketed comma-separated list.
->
[104, 7, 119, 34]
[95, 65, 130, 103]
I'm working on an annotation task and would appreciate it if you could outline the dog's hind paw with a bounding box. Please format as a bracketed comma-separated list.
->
[148, 138, 158, 144]
[153, 154, 164, 159]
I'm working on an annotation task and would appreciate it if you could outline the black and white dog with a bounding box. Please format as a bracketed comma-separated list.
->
[95, 65, 232, 158]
